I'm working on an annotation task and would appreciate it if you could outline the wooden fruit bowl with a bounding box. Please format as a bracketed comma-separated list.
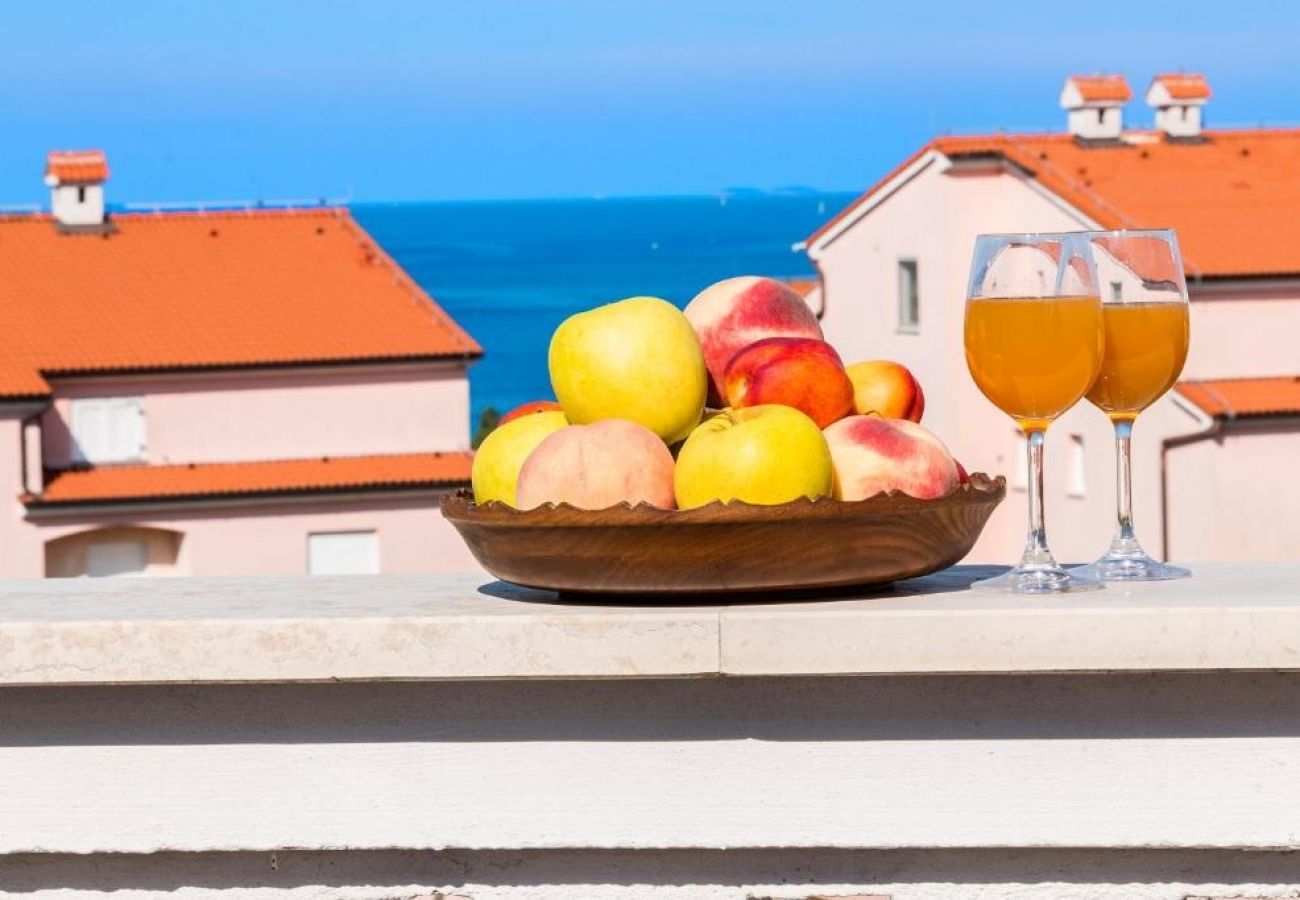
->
[442, 473, 1005, 596]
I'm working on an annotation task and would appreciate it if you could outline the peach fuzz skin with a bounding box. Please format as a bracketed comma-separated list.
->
[845, 360, 925, 422]
[515, 418, 676, 510]
[500, 400, 564, 425]
[823, 415, 959, 501]
[723, 337, 854, 429]
[683, 276, 823, 406]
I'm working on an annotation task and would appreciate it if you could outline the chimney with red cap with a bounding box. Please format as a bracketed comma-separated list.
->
[1146, 73, 1211, 139]
[44, 150, 109, 229]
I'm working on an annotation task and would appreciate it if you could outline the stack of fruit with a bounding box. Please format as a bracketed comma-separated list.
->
[472, 276, 965, 511]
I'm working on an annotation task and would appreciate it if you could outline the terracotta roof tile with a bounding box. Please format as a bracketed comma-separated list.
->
[784, 278, 819, 298]
[1176, 377, 1300, 419]
[0, 208, 480, 397]
[807, 127, 1300, 278]
[1066, 75, 1133, 103]
[45, 150, 109, 184]
[31, 451, 473, 506]
[1150, 73, 1211, 101]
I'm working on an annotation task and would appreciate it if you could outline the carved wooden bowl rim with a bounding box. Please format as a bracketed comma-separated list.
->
[442, 472, 1006, 526]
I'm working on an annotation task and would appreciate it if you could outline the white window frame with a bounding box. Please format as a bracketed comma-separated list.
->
[69, 396, 146, 464]
[897, 258, 920, 333]
[1068, 434, 1087, 498]
[308, 530, 380, 576]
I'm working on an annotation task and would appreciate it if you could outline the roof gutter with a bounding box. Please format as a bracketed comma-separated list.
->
[23, 483, 467, 519]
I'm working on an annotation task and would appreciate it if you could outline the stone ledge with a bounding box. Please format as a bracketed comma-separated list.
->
[0, 563, 1295, 685]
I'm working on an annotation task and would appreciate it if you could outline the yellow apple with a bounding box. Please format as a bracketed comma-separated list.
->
[549, 297, 706, 445]
[471, 410, 567, 506]
[674, 404, 832, 509]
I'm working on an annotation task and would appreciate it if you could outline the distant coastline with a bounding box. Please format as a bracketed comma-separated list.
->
[355, 192, 855, 430]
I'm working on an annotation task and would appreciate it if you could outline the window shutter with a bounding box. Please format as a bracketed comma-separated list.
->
[70, 397, 145, 464]
[308, 532, 380, 575]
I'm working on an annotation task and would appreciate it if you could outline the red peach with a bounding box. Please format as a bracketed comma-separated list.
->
[684, 276, 823, 406]
[723, 337, 854, 429]
[515, 419, 676, 510]
[844, 360, 925, 422]
[500, 400, 564, 425]
[823, 415, 959, 501]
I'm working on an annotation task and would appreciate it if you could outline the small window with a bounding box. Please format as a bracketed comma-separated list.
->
[308, 531, 379, 575]
[1110, 281, 1123, 301]
[1068, 434, 1086, 497]
[898, 259, 919, 332]
[70, 397, 146, 464]
[86, 540, 148, 577]
[1013, 431, 1028, 490]
[77, 186, 87, 203]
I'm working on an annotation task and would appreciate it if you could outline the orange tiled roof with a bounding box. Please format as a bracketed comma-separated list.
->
[30, 451, 473, 506]
[45, 150, 109, 184]
[0, 207, 480, 398]
[1066, 75, 1132, 103]
[784, 278, 818, 298]
[1176, 377, 1300, 419]
[806, 127, 1300, 278]
[1151, 73, 1211, 101]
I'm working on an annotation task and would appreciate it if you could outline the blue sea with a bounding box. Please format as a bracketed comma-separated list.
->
[353, 194, 856, 430]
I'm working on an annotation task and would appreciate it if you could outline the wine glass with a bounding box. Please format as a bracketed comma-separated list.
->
[1072, 229, 1191, 581]
[964, 233, 1105, 593]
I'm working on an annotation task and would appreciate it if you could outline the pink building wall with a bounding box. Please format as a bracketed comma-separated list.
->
[812, 155, 1299, 564]
[22, 496, 479, 578]
[1165, 424, 1300, 562]
[41, 363, 470, 469]
[2, 361, 482, 579]
[1182, 288, 1300, 380]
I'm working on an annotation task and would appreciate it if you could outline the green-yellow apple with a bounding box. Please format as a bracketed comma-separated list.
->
[549, 297, 706, 445]
[471, 410, 567, 506]
[674, 404, 832, 509]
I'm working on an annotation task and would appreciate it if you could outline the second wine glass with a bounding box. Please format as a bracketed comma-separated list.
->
[1072, 229, 1191, 581]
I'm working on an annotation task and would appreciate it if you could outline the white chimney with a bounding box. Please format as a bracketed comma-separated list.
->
[1060, 75, 1132, 140]
[1146, 73, 1210, 139]
[44, 150, 109, 228]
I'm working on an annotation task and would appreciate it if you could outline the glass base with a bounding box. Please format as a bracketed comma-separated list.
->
[1070, 555, 1191, 582]
[972, 564, 1104, 594]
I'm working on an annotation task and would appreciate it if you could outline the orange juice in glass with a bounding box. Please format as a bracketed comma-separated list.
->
[1085, 301, 1189, 423]
[964, 234, 1104, 593]
[1071, 230, 1192, 581]
[965, 295, 1105, 432]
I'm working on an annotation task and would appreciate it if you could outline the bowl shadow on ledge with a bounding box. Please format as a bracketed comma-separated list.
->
[476, 563, 1013, 607]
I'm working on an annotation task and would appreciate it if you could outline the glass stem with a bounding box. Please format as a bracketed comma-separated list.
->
[1108, 419, 1143, 557]
[1115, 421, 1135, 541]
[1021, 428, 1054, 567]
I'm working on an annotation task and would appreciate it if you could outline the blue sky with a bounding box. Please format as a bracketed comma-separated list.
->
[2, 0, 1298, 203]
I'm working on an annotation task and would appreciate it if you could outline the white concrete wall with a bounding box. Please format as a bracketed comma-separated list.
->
[2, 674, 1300, 897]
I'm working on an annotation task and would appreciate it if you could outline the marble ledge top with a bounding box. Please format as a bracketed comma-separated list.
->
[0, 563, 1296, 685]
